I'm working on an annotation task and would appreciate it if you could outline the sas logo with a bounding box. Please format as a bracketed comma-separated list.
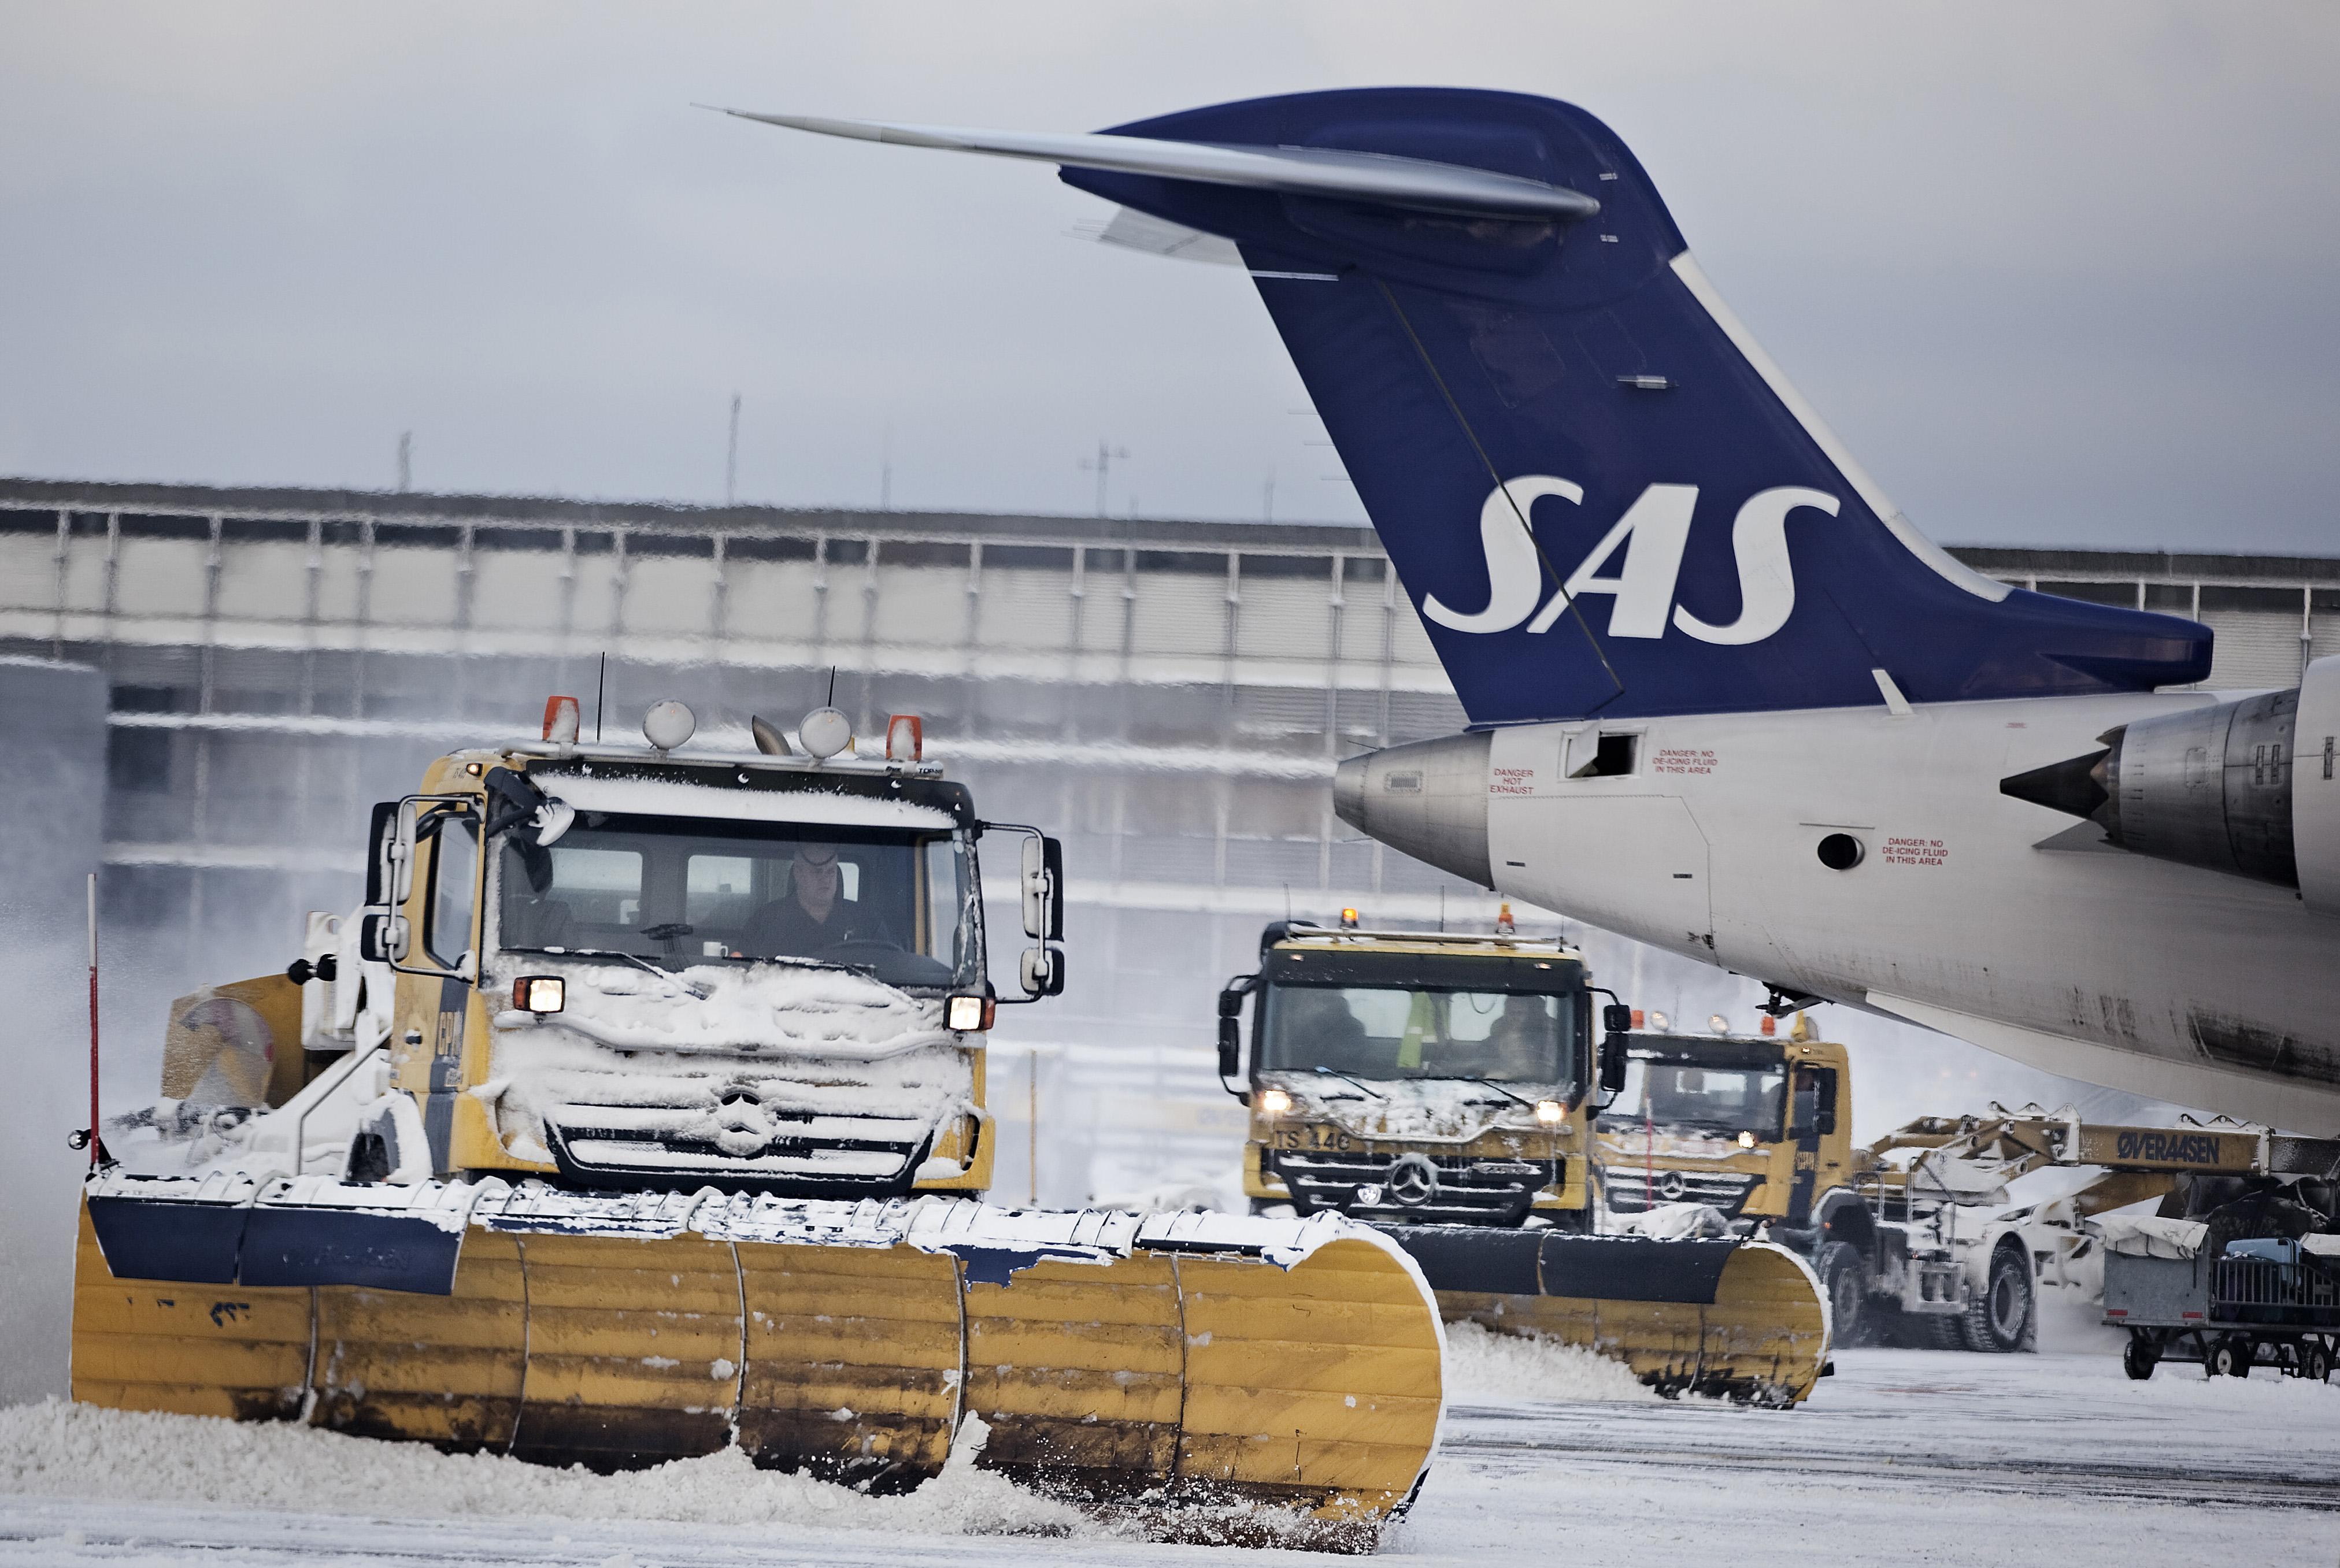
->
[1424, 477, 1841, 646]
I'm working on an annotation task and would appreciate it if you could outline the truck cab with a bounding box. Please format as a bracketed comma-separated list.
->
[1595, 1031, 1853, 1230]
[1225, 921, 1608, 1228]
[280, 699, 1066, 1198]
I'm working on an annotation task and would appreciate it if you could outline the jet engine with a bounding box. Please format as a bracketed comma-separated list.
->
[2002, 654, 2340, 914]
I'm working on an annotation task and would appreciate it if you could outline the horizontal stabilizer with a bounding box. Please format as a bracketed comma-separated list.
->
[720, 108, 1602, 222]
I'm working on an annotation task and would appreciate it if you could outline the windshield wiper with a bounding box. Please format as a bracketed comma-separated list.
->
[749, 952, 875, 978]
[1312, 1066, 1389, 1100]
[539, 946, 713, 999]
[1457, 1074, 1544, 1111]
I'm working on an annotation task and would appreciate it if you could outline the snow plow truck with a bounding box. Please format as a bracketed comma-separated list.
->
[1598, 1026, 2340, 1358]
[1225, 919, 1830, 1406]
[70, 698, 1445, 1530]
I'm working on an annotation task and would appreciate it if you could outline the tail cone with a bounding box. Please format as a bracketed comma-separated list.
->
[2000, 747, 2113, 828]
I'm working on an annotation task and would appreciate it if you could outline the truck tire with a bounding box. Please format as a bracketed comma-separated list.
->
[2303, 1340, 2332, 1384]
[1816, 1241, 1867, 1347]
[1960, 1243, 2033, 1353]
[2208, 1336, 2254, 1378]
[1917, 1311, 1968, 1352]
[2121, 1334, 2159, 1381]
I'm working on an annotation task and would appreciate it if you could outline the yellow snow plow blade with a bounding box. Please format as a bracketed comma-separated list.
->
[72, 1180, 1442, 1521]
[1386, 1228, 1829, 1406]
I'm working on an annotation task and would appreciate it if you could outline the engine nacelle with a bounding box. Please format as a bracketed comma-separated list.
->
[2002, 654, 2340, 914]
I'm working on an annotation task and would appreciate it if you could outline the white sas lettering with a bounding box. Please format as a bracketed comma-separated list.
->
[1423, 476, 1581, 633]
[1672, 485, 1838, 646]
[1428, 477, 1840, 646]
[1527, 483, 1697, 637]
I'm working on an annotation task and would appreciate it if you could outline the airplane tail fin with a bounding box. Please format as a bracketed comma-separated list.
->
[1049, 88, 2209, 722]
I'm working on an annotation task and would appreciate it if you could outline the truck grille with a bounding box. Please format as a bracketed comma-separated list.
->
[1600, 1166, 1759, 1215]
[546, 1102, 931, 1198]
[1273, 1150, 1554, 1226]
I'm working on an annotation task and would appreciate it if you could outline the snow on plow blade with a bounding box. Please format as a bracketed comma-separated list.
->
[72, 1176, 1442, 1521]
[1385, 1228, 1829, 1406]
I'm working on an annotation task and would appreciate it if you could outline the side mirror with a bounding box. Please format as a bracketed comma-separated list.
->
[362, 800, 401, 906]
[372, 802, 420, 909]
[1214, 977, 1255, 1094]
[1020, 836, 1064, 941]
[1602, 1002, 1634, 1036]
[358, 911, 410, 964]
[1018, 944, 1065, 999]
[1600, 1035, 1628, 1095]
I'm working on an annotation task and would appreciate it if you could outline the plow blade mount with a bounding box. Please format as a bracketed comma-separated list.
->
[73, 1175, 1442, 1523]
[1386, 1228, 1829, 1406]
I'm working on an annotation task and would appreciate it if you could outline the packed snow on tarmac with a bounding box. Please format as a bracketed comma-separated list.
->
[5, 1333, 2338, 1566]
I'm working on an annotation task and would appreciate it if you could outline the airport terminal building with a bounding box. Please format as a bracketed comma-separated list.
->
[6, 476, 2335, 1198]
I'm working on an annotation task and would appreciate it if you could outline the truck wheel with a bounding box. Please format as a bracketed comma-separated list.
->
[2121, 1334, 2159, 1381]
[1816, 1241, 1867, 1347]
[2305, 1341, 2333, 1384]
[2208, 1336, 2254, 1378]
[1961, 1244, 2033, 1353]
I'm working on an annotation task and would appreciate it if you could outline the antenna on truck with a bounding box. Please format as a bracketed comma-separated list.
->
[594, 653, 607, 742]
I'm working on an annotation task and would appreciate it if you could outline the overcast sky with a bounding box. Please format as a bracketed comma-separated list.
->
[3, 2, 2335, 551]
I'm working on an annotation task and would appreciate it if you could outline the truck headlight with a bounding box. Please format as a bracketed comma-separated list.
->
[1535, 1099, 1565, 1125]
[512, 976, 565, 1014]
[946, 994, 993, 1032]
[1738, 1130, 1757, 1148]
[1258, 1088, 1293, 1116]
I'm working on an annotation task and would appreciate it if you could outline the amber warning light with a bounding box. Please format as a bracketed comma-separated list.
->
[542, 695, 580, 743]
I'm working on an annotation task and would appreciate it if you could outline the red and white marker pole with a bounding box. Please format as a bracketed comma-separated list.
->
[85, 872, 102, 1167]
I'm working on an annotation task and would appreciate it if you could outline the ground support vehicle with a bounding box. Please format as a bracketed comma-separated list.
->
[1600, 1029, 2340, 1355]
[1597, 1035, 2051, 1352]
[71, 701, 1444, 1526]
[2102, 1223, 2340, 1381]
[1223, 921, 1830, 1406]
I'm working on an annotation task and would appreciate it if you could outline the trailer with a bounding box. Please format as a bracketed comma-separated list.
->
[2102, 1220, 2340, 1381]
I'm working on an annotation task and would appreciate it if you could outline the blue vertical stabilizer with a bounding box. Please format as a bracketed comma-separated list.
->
[1053, 87, 2209, 723]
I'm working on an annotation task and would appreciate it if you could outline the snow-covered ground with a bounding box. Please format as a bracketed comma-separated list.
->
[5, 1343, 2335, 1565]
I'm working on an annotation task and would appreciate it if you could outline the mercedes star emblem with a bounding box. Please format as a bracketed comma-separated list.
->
[1386, 1153, 1438, 1206]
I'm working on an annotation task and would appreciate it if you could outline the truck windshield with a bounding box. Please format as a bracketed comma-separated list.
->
[1603, 1045, 1787, 1140]
[497, 813, 975, 991]
[1258, 973, 1578, 1086]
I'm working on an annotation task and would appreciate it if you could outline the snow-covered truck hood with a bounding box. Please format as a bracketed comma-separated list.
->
[491, 961, 953, 1059]
[1261, 1076, 1569, 1143]
[479, 962, 972, 1181]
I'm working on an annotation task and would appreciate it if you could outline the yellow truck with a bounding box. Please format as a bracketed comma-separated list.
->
[1598, 1028, 2340, 1358]
[1222, 919, 1831, 1406]
[71, 698, 1446, 1529]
